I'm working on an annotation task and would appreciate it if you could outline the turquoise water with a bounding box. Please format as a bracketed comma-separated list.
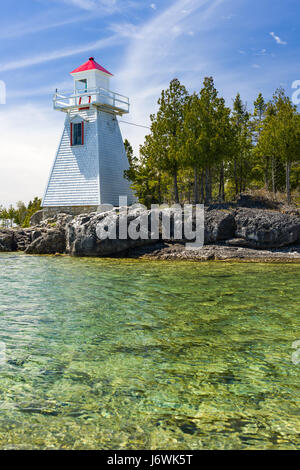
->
[0, 253, 299, 449]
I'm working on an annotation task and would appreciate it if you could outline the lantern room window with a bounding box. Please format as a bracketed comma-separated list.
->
[75, 79, 87, 93]
[71, 122, 84, 146]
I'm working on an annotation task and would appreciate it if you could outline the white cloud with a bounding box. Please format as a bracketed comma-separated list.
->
[114, 0, 226, 155]
[270, 31, 287, 45]
[253, 48, 267, 56]
[66, 0, 96, 8]
[150, 3, 156, 9]
[61, 0, 119, 11]
[0, 15, 88, 39]
[0, 104, 63, 207]
[109, 23, 143, 39]
[0, 35, 121, 72]
[8, 81, 73, 100]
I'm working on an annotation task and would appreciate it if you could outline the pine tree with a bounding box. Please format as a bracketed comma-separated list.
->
[143, 78, 188, 203]
[182, 78, 233, 203]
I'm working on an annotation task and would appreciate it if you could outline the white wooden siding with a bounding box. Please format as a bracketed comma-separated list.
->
[42, 107, 135, 207]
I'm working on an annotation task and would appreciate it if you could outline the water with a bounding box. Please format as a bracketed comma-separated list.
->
[0, 253, 299, 450]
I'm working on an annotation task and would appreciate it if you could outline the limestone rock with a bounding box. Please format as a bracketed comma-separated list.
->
[25, 229, 66, 254]
[204, 210, 236, 243]
[234, 208, 300, 248]
[0, 230, 16, 252]
[66, 208, 155, 257]
[30, 210, 45, 226]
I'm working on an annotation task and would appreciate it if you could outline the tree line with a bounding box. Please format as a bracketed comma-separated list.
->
[0, 197, 41, 228]
[124, 77, 300, 206]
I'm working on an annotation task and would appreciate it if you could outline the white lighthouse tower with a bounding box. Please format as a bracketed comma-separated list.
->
[42, 57, 135, 214]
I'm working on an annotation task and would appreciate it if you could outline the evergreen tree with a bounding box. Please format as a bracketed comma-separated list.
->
[229, 93, 253, 196]
[141, 78, 188, 203]
[182, 78, 233, 203]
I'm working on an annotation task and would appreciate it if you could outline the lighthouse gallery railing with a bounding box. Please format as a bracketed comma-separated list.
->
[53, 87, 130, 114]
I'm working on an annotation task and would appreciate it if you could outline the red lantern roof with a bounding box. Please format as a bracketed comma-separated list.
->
[71, 57, 113, 76]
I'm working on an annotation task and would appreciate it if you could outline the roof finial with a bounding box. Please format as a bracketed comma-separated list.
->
[89, 57, 94, 61]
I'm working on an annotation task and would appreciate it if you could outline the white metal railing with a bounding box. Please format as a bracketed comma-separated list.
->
[53, 87, 130, 113]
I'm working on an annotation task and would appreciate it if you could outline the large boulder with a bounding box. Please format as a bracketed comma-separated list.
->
[204, 210, 236, 243]
[234, 208, 300, 248]
[66, 209, 155, 257]
[65, 207, 238, 257]
[25, 229, 66, 254]
[0, 230, 16, 252]
[14, 229, 34, 251]
[30, 210, 45, 226]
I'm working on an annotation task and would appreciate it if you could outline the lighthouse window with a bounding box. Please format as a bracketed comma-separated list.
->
[76, 79, 87, 93]
[71, 122, 84, 146]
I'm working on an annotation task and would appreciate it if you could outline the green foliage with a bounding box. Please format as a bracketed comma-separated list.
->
[120, 83, 300, 206]
[0, 197, 42, 228]
[181, 78, 233, 202]
[256, 88, 300, 202]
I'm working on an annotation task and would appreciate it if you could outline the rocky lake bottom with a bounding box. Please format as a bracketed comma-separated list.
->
[0, 253, 299, 449]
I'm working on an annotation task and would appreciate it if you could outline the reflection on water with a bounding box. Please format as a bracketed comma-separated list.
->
[0, 253, 299, 449]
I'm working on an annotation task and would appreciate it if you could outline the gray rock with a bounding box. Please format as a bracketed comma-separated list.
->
[25, 229, 66, 254]
[0, 230, 16, 252]
[205, 210, 236, 243]
[225, 238, 252, 247]
[14, 230, 33, 251]
[2, 206, 300, 256]
[66, 209, 155, 257]
[30, 210, 45, 226]
[234, 208, 300, 248]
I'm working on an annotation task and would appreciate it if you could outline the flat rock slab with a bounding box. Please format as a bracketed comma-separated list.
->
[127, 243, 300, 262]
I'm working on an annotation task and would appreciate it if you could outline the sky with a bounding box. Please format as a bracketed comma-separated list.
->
[0, 0, 299, 207]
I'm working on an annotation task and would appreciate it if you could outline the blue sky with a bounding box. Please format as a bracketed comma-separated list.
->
[0, 0, 299, 206]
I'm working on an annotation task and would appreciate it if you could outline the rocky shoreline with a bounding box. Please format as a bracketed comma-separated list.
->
[1, 205, 300, 262]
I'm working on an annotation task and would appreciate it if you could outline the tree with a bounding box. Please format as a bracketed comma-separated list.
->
[0, 207, 9, 227]
[181, 78, 233, 203]
[256, 88, 300, 203]
[141, 78, 188, 204]
[252, 93, 269, 188]
[7, 205, 16, 227]
[124, 139, 139, 183]
[22, 197, 42, 227]
[14, 201, 27, 226]
[229, 93, 253, 196]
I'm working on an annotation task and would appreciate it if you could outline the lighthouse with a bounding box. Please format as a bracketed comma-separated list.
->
[42, 57, 135, 214]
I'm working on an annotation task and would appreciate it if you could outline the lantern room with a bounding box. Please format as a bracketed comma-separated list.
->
[71, 57, 113, 93]
[53, 57, 129, 115]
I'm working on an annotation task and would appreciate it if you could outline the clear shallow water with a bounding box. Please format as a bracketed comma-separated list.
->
[0, 253, 299, 450]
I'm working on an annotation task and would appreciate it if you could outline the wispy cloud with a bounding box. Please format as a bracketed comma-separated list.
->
[0, 35, 121, 72]
[61, 0, 120, 11]
[270, 31, 287, 45]
[65, 0, 96, 9]
[109, 22, 143, 39]
[0, 14, 88, 39]
[0, 104, 63, 207]
[115, 0, 226, 154]
[8, 81, 73, 99]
